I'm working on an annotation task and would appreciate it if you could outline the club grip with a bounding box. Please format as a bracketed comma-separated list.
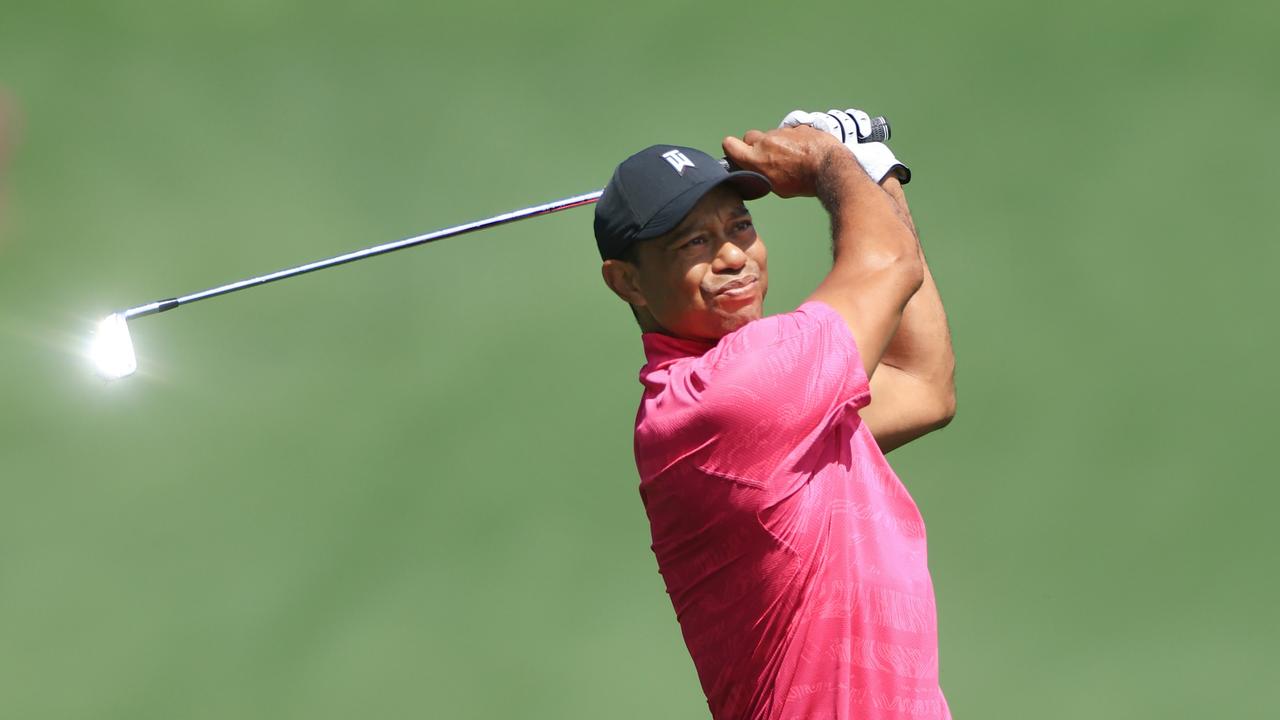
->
[864, 115, 891, 142]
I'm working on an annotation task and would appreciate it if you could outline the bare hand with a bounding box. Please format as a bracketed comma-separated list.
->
[722, 126, 844, 198]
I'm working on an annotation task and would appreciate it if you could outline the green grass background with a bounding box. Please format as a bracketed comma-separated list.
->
[1, 1, 1276, 717]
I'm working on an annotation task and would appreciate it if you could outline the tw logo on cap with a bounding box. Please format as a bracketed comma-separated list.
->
[661, 149, 696, 175]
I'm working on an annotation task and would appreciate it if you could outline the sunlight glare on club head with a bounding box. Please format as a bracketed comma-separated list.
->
[90, 313, 138, 380]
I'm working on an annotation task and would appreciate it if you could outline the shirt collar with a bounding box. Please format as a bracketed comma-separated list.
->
[641, 332, 715, 372]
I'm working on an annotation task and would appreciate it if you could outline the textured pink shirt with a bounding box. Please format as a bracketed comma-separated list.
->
[635, 301, 951, 720]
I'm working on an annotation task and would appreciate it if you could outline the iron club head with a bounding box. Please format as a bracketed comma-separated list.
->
[90, 313, 138, 379]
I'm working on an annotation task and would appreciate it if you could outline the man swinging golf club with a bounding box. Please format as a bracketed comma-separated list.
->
[596, 108, 956, 720]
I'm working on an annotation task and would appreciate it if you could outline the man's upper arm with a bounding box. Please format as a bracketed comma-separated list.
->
[861, 365, 955, 454]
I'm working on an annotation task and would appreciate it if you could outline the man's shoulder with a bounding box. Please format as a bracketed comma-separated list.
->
[639, 301, 852, 403]
[635, 299, 868, 456]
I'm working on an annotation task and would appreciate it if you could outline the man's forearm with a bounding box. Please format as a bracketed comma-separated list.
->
[876, 177, 956, 399]
[809, 152, 923, 377]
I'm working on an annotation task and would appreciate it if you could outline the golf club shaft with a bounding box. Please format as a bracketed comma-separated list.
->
[118, 114, 892, 320]
[121, 190, 604, 319]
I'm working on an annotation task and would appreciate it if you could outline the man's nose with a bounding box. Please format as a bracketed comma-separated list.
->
[712, 238, 748, 273]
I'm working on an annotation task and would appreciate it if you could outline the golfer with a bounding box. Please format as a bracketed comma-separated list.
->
[595, 108, 956, 719]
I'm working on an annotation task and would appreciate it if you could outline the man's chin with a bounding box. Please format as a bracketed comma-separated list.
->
[657, 300, 765, 342]
[713, 303, 764, 336]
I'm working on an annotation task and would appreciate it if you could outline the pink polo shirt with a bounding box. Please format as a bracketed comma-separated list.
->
[635, 301, 950, 720]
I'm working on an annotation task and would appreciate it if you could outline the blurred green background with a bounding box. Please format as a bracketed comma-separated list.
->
[2, 1, 1276, 717]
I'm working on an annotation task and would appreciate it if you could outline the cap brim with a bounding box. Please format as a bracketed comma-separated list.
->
[634, 170, 772, 241]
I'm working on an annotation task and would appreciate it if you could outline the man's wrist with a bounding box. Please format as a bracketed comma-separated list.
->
[822, 146, 866, 180]
[815, 147, 870, 207]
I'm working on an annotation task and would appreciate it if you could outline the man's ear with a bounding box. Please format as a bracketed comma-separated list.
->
[601, 259, 647, 307]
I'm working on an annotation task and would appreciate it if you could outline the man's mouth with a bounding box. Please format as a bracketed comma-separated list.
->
[714, 276, 758, 299]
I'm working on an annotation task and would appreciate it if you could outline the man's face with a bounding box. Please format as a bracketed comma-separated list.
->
[605, 185, 768, 342]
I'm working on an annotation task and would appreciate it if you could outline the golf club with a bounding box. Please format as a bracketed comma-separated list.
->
[87, 190, 602, 379]
[89, 116, 891, 380]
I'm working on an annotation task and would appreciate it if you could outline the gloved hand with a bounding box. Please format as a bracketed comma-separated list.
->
[779, 108, 910, 184]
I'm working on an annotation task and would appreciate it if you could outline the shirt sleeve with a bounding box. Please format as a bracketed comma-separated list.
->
[683, 300, 870, 485]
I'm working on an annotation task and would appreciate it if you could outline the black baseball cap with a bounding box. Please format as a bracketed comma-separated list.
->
[594, 145, 771, 260]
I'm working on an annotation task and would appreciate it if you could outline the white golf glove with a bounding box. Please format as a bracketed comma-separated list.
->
[779, 108, 910, 184]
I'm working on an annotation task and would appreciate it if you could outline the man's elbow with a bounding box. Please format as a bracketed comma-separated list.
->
[836, 246, 924, 304]
[933, 384, 957, 429]
[883, 248, 925, 303]
[923, 383, 956, 432]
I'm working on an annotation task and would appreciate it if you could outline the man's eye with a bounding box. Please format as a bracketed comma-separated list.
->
[734, 220, 754, 232]
[684, 236, 707, 248]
